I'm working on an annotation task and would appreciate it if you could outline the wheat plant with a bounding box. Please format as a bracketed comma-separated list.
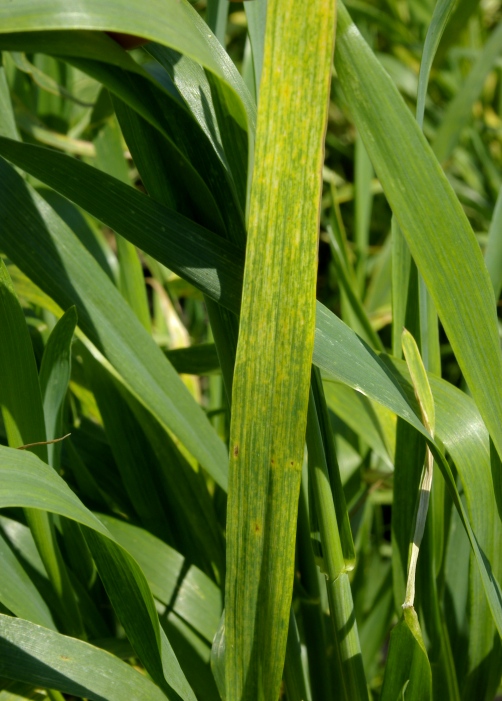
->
[0, 0, 501, 699]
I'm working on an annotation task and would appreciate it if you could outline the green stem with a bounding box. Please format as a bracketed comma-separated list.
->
[297, 477, 335, 701]
[326, 573, 368, 701]
[306, 383, 368, 700]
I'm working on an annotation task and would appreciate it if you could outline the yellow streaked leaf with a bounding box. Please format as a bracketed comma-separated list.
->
[224, 1, 336, 699]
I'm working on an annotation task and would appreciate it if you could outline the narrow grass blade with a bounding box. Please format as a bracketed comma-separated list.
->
[145, 45, 229, 177]
[416, 0, 456, 129]
[0, 263, 82, 638]
[433, 0, 479, 67]
[0, 56, 18, 140]
[111, 91, 241, 401]
[432, 21, 502, 163]
[82, 530, 197, 701]
[39, 306, 77, 467]
[244, 0, 268, 93]
[401, 330, 435, 610]
[0, 139, 243, 314]
[328, 573, 368, 700]
[463, 555, 502, 699]
[10, 51, 91, 107]
[210, 612, 226, 701]
[146, 43, 253, 210]
[67, 57, 229, 234]
[401, 329, 434, 435]
[206, 0, 229, 45]
[3, 86, 500, 497]
[484, 186, 502, 299]
[225, 1, 336, 699]
[1, 140, 498, 616]
[38, 307, 94, 588]
[1, 513, 102, 640]
[315, 305, 427, 436]
[0, 157, 229, 488]
[0, 615, 169, 701]
[306, 389, 346, 583]
[392, 419, 427, 610]
[146, 45, 249, 218]
[9, 262, 224, 563]
[311, 367, 355, 569]
[335, 3, 502, 471]
[358, 567, 394, 682]
[0, 531, 56, 630]
[413, 0, 452, 373]
[417, 498, 460, 699]
[354, 135, 374, 294]
[93, 115, 151, 331]
[0, 262, 48, 458]
[2, 126, 502, 609]
[391, 219, 412, 358]
[39, 188, 117, 284]
[117, 107, 218, 238]
[0, 30, 240, 238]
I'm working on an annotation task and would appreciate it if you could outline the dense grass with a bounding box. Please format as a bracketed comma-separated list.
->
[0, 0, 501, 699]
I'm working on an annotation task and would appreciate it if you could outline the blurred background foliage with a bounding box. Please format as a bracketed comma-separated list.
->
[0, 0, 502, 698]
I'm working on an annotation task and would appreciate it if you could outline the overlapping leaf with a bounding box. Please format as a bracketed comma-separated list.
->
[0, 445, 195, 700]
[335, 3, 502, 472]
[0, 614, 168, 701]
[0, 156, 228, 488]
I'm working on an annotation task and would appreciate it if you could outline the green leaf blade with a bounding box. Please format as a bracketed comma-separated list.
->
[225, 1, 336, 698]
[335, 4, 502, 471]
[0, 614, 169, 701]
[0, 156, 229, 488]
[0, 445, 196, 700]
[381, 608, 432, 701]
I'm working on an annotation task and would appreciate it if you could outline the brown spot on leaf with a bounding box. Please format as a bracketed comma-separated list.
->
[254, 522, 261, 534]
[233, 444, 239, 457]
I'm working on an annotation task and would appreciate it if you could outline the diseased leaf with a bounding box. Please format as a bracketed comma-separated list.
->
[225, 1, 336, 698]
